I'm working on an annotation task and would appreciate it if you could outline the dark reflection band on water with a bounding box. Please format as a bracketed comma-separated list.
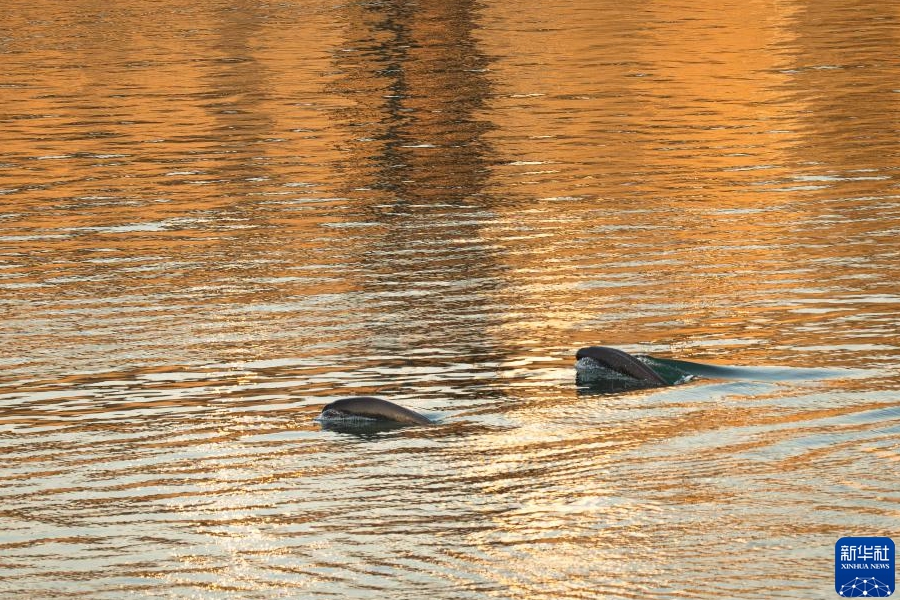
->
[326, 0, 507, 367]
[1, 0, 900, 599]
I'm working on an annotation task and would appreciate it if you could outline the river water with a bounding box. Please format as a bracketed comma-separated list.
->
[1, 1, 899, 598]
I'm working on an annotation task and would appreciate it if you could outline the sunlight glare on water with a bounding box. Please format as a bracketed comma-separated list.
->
[1, 0, 899, 598]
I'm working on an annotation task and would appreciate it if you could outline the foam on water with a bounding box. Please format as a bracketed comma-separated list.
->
[314, 408, 378, 423]
[574, 356, 634, 381]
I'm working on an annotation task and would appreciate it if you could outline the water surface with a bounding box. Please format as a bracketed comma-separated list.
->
[2, 0, 899, 598]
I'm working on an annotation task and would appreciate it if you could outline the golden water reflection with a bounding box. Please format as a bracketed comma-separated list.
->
[1, 0, 899, 598]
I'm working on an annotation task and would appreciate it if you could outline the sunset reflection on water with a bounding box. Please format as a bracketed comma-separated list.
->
[1, 0, 899, 598]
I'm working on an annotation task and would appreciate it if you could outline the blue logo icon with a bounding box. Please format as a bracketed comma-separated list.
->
[835, 537, 894, 597]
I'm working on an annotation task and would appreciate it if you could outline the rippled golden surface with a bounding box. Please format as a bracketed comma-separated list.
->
[1, 1, 899, 598]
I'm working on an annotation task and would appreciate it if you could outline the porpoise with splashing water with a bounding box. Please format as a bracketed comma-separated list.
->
[575, 345, 851, 393]
[576, 346, 669, 386]
[575, 345, 720, 389]
[318, 396, 434, 427]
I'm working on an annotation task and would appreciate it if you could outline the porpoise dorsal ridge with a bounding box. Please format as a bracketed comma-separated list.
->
[575, 346, 668, 386]
[319, 396, 434, 426]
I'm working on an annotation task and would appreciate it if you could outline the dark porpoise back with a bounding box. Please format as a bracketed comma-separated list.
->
[321, 397, 433, 426]
[575, 346, 668, 386]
